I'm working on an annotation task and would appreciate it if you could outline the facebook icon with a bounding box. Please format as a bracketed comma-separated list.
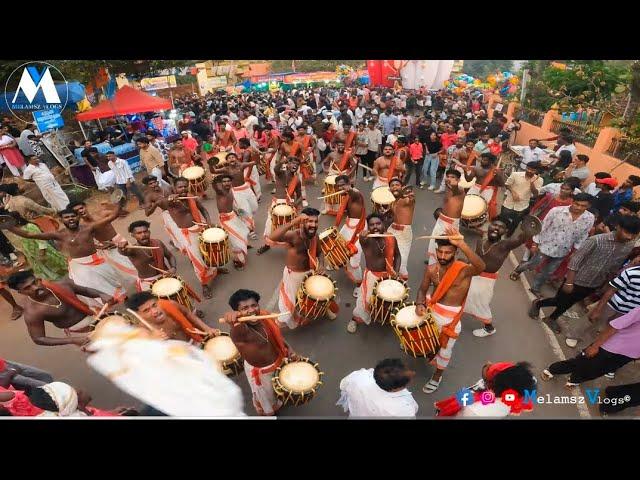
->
[455, 388, 475, 407]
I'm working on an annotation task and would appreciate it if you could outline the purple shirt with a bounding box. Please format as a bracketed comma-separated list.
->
[601, 306, 640, 358]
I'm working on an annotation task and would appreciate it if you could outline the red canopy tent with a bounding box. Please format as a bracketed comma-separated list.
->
[76, 85, 172, 121]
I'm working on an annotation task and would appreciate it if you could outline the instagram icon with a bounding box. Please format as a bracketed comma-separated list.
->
[480, 391, 496, 405]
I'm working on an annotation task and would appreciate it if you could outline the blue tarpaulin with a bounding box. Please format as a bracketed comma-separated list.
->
[1, 82, 86, 112]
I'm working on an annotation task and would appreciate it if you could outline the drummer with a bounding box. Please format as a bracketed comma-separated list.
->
[214, 119, 237, 151]
[223, 289, 299, 416]
[278, 132, 309, 207]
[388, 177, 415, 281]
[257, 156, 303, 256]
[269, 208, 339, 329]
[372, 144, 406, 189]
[237, 138, 262, 202]
[168, 138, 198, 176]
[116, 220, 177, 292]
[295, 124, 317, 183]
[415, 227, 486, 393]
[462, 153, 505, 224]
[427, 169, 465, 265]
[350, 213, 401, 334]
[212, 175, 250, 270]
[464, 219, 533, 339]
[6, 270, 116, 347]
[333, 175, 366, 292]
[211, 153, 259, 240]
[322, 139, 357, 188]
[125, 291, 218, 343]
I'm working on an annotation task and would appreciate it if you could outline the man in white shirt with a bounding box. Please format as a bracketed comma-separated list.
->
[550, 134, 577, 160]
[519, 139, 546, 170]
[337, 358, 419, 417]
[106, 151, 144, 209]
[22, 156, 69, 211]
[501, 162, 544, 236]
[354, 105, 367, 124]
[18, 124, 39, 156]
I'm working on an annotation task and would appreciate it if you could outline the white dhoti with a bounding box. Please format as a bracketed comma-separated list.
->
[244, 359, 283, 416]
[151, 166, 172, 190]
[269, 151, 279, 181]
[161, 210, 186, 254]
[467, 184, 496, 204]
[232, 183, 258, 232]
[68, 253, 124, 297]
[339, 218, 363, 284]
[219, 211, 249, 266]
[277, 266, 312, 329]
[37, 181, 70, 211]
[93, 170, 116, 191]
[352, 269, 388, 325]
[427, 213, 461, 265]
[298, 173, 308, 207]
[136, 273, 163, 292]
[248, 165, 261, 201]
[463, 272, 498, 325]
[388, 223, 412, 280]
[372, 176, 389, 189]
[96, 233, 138, 291]
[178, 225, 217, 285]
[263, 198, 290, 248]
[429, 301, 463, 370]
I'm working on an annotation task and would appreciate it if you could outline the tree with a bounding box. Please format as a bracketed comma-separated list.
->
[268, 60, 364, 73]
[462, 60, 514, 78]
[623, 60, 640, 124]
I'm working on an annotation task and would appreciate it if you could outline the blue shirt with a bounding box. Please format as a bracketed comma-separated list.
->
[379, 113, 399, 135]
[612, 189, 633, 214]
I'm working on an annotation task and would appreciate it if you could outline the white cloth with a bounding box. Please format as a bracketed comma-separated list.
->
[39, 382, 87, 417]
[93, 169, 116, 191]
[247, 165, 261, 201]
[244, 359, 283, 416]
[352, 269, 387, 325]
[68, 253, 124, 297]
[430, 302, 462, 370]
[388, 224, 412, 279]
[277, 266, 312, 329]
[22, 163, 70, 211]
[232, 182, 259, 231]
[337, 368, 418, 417]
[18, 129, 35, 156]
[97, 247, 138, 292]
[178, 225, 217, 285]
[459, 399, 510, 417]
[372, 176, 389, 189]
[108, 157, 135, 185]
[427, 213, 461, 265]
[520, 146, 546, 169]
[467, 184, 496, 204]
[339, 218, 363, 284]
[463, 273, 497, 324]
[86, 321, 245, 417]
[220, 211, 249, 265]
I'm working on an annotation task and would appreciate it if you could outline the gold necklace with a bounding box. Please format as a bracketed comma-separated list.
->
[30, 288, 62, 308]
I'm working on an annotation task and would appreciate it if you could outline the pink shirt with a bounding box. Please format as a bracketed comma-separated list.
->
[441, 133, 459, 150]
[601, 306, 640, 358]
[409, 143, 424, 161]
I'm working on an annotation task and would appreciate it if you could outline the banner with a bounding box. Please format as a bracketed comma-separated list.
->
[199, 75, 228, 95]
[33, 108, 64, 132]
[140, 75, 177, 91]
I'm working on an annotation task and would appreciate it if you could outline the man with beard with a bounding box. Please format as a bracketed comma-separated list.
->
[270, 207, 338, 329]
[464, 219, 532, 338]
[321, 140, 357, 215]
[223, 289, 299, 416]
[257, 156, 303, 255]
[349, 213, 401, 333]
[462, 152, 505, 223]
[117, 220, 177, 292]
[387, 177, 415, 281]
[278, 130, 308, 205]
[372, 144, 406, 189]
[212, 152, 259, 239]
[9, 205, 125, 297]
[69, 201, 138, 292]
[295, 124, 317, 183]
[213, 175, 250, 270]
[6, 270, 116, 347]
[215, 119, 237, 151]
[416, 228, 486, 393]
[428, 169, 465, 265]
[168, 138, 198, 176]
[237, 138, 262, 202]
[125, 291, 218, 343]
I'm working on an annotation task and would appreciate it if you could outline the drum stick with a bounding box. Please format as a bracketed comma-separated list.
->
[358, 163, 375, 173]
[126, 308, 157, 332]
[366, 233, 395, 237]
[218, 312, 288, 324]
[193, 221, 209, 226]
[125, 245, 161, 250]
[94, 302, 110, 320]
[415, 235, 464, 240]
[188, 328, 209, 336]
[149, 265, 170, 275]
[177, 196, 199, 200]
[316, 190, 345, 200]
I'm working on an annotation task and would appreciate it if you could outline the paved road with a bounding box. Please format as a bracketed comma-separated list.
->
[2, 170, 630, 418]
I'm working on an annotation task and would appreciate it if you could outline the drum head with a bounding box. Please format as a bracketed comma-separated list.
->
[183, 166, 205, 179]
[371, 186, 395, 205]
[393, 305, 423, 328]
[151, 277, 183, 296]
[376, 279, 406, 301]
[325, 175, 337, 185]
[304, 275, 334, 300]
[521, 215, 543, 237]
[202, 227, 227, 243]
[318, 227, 336, 240]
[273, 204, 294, 216]
[462, 195, 487, 218]
[279, 362, 319, 392]
[204, 335, 239, 362]
[91, 314, 130, 337]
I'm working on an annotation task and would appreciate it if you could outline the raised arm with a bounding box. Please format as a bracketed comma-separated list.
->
[447, 227, 486, 276]
[8, 225, 61, 241]
[90, 203, 121, 230]
[270, 215, 305, 243]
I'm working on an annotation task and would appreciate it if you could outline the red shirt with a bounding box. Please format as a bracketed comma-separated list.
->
[441, 133, 459, 150]
[0, 386, 43, 417]
[409, 142, 424, 161]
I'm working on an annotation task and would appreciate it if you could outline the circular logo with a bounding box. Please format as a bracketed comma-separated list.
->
[4, 61, 69, 122]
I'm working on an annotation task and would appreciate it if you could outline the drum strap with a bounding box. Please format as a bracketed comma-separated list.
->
[307, 236, 318, 270]
[480, 168, 499, 221]
[261, 314, 288, 359]
[338, 148, 352, 172]
[386, 155, 399, 182]
[221, 130, 231, 146]
[187, 198, 204, 225]
[286, 175, 299, 199]
[41, 280, 95, 317]
[290, 141, 302, 159]
[428, 260, 468, 348]
[244, 166, 257, 186]
[149, 239, 166, 270]
[157, 299, 203, 343]
[385, 236, 396, 275]
[345, 131, 356, 150]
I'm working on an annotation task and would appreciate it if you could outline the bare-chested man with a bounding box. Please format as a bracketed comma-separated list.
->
[117, 220, 177, 292]
[295, 125, 316, 183]
[373, 143, 406, 189]
[416, 227, 486, 393]
[237, 137, 262, 201]
[69, 200, 137, 291]
[331, 122, 356, 151]
[321, 140, 357, 215]
[6, 270, 115, 347]
[9, 205, 126, 296]
[462, 152, 506, 223]
[464, 219, 532, 339]
[387, 177, 415, 281]
[223, 289, 299, 416]
[168, 139, 197, 176]
[333, 175, 366, 291]
[215, 119, 237, 151]
[349, 213, 401, 333]
[212, 152, 258, 239]
[165, 177, 217, 299]
[125, 291, 218, 343]
[264, 124, 281, 189]
[427, 169, 466, 265]
[270, 207, 338, 329]
[257, 156, 303, 255]
[213, 175, 250, 270]
[278, 131, 308, 206]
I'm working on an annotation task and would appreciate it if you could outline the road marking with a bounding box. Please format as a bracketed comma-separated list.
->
[508, 251, 591, 418]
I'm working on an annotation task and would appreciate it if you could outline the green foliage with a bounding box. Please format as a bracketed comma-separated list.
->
[462, 60, 514, 78]
[269, 60, 364, 73]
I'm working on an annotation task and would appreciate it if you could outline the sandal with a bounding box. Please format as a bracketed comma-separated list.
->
[256, 245, 270, 255]
[422, 378, 442, 394]
[509, 270, 521, 281]
[541, 369, 554, 381]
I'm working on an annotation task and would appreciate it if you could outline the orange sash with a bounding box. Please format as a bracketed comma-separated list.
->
[41, 280, 95, 316]
[158, 299, 202, 343]
[345, 131, 355, 150]
[428, 260, 468, 347]
[290, 142, 303, 159]
[480, 168, 499, 220]
[335, 195, 366, 253]
[149, 239, 165, 270]
[308, 235, 318, 269]
[220, 130, 231, 147]
[260, 310, 288, 360]
[384, 236, 396, 275]
[465, 150, 477, 167]
[386, 155, 399, 182]
[187, 198, 204, 225]
[338, 148, 353, 171]
[244, 166, 256, 186]
[286, 174, 299, 199]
